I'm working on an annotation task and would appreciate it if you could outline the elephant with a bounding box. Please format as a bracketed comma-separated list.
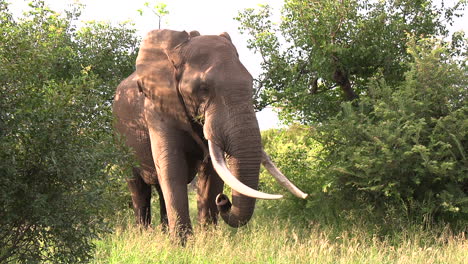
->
[113, 29, 307, 239]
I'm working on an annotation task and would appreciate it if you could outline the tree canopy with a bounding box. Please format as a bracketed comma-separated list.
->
[237, 0, 466, 123]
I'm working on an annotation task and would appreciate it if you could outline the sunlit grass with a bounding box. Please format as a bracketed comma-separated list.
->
[92, 219, 467, 264]
[91, 195, 467, 264]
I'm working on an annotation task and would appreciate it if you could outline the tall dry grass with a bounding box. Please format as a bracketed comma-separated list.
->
[92, 209, 467, 264]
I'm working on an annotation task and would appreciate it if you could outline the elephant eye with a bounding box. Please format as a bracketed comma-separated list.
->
[199, 83, 209, 95]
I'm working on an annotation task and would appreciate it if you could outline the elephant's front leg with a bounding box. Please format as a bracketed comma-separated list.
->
[197, 161, 224, 225]
[147, 130, 192, 240]
[156, 151, 192, 239]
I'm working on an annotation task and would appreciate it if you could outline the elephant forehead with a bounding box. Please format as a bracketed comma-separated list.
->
[182, 63, 250, 89]
[184, 37, 235, 60]
[188, 35, 231, 48]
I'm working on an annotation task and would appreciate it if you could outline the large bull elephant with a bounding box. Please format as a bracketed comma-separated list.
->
[113, 29, 307, 239]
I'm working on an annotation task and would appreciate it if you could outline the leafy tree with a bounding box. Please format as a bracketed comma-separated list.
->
[76, 21, 140, 86]
[0, 1, 139, 262]
[240, 1, 467, 225]
[237, 0, 466, 123]
[315, 38, 467, 223]
[259, 38, 467, 226]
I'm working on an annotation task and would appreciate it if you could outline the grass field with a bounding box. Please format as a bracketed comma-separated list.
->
[91, 194, 467, 264]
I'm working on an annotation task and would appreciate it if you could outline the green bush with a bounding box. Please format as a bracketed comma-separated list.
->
[259, 125, 327, 222]
[315, 38, 467, 223]
[0, 1, 138, 262]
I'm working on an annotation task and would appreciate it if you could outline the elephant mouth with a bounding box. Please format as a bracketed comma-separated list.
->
[208, 140, 308, 200]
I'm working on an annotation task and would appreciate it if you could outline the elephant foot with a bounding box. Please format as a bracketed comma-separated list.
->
[170, 224, 193, 246]
[134, 206, 151, 228]
[158, 220, 169, 233]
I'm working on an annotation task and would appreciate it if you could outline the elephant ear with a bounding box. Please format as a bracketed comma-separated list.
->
[219, 32, 231, 42]
[219, 32, 239, 57]
[189, 30, 200, 37]
[136, 29, 190, 124]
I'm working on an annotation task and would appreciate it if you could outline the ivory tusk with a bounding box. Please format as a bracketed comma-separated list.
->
[261, 151, 309, 199]
[208, 141, 283, 200]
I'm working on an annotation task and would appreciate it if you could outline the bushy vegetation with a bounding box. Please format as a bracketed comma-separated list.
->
[316, 38, 467, 223]
[0, 1, 138, 262]
[259, 38, 467, 229]
[259, 125, 323, 221]
[238, 0, 467, 227]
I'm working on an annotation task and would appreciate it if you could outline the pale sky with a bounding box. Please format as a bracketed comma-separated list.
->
[10, 0, 467, 130]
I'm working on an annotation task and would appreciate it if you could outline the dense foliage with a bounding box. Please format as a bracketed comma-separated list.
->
[316, 39, 467, 222]
[259, 125, 321, 219]
[247, 1, 468, 225]
[0, 1, 139, 262]
[237, 0, 466, 123]
[260, 38, 467, 225]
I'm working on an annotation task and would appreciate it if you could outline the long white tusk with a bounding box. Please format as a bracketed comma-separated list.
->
[208, 141, 283, 200]
[261, 151, 309, 199]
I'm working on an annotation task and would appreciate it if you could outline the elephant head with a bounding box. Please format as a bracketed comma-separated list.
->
[135, 29, 307, 228]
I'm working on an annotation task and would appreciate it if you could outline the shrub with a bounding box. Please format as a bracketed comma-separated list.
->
[259, 125, 329, 222]
[0, 1, 137, 262]
[315, 38, 467, 223]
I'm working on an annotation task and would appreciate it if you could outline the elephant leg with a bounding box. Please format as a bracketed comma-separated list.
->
[154, 184, 168, 231]
[156, 157, 192, 240]
[146, 112, 193, 242]
[197, 161, 224, 225]
[146, 131, 192, 240]
[127, 168, 152, 228]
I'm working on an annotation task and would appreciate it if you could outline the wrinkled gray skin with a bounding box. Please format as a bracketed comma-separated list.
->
[113, 29, 262, 239]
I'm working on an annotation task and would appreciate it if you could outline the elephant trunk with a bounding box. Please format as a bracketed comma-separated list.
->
[208, 105, 264, 227]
